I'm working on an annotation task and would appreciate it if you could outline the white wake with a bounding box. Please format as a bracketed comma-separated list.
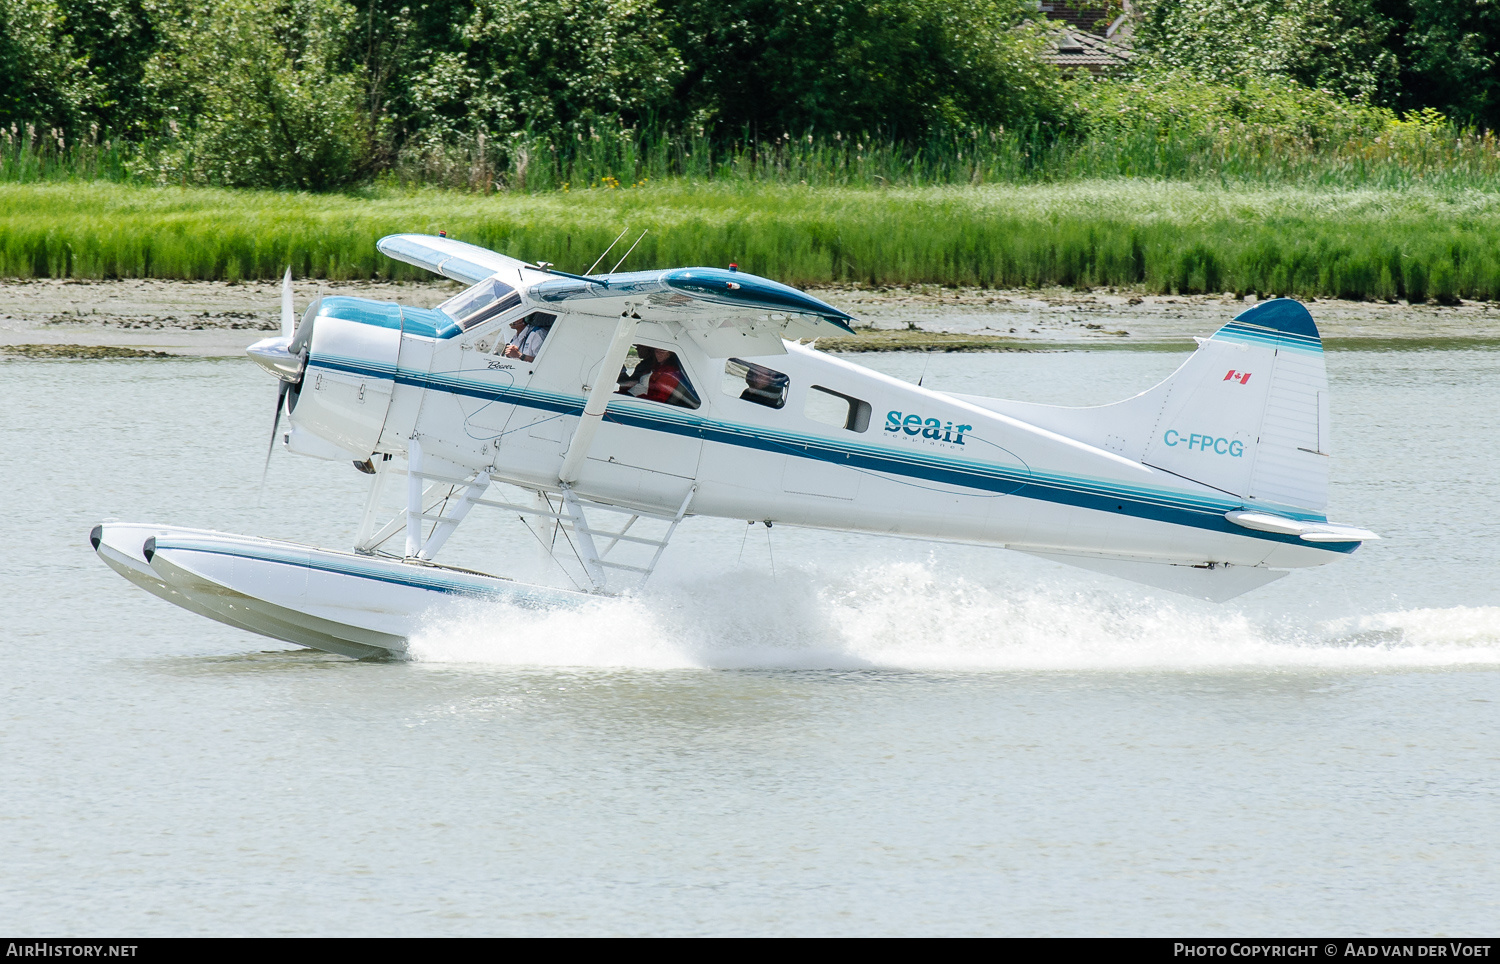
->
[406, 562, 1500, 671]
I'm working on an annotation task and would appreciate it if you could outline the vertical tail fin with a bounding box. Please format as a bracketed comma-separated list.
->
[951, 299, 1331, 514]
[1138, 299, 1330, 512]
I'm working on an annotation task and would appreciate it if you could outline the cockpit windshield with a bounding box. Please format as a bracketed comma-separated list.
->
[439, 277, 521, 331]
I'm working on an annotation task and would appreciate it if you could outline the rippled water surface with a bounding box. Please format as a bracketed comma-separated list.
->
[2, 348, 1497, 935]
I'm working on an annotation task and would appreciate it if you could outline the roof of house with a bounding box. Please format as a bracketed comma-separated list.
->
[1042, 28, 1134, 74]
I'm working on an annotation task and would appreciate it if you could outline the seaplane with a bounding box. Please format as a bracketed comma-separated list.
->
[91, 233, 1377, 659]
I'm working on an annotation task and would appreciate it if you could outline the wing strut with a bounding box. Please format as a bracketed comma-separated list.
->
[558, 314, 638, 484]
[346, 460, 694, 593]
[418, 470, 491, 560]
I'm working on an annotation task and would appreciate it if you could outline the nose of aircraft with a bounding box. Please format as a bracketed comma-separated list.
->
[247, 336, 305, 381]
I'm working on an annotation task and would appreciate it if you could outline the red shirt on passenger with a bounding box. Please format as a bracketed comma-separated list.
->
[643, 366, 685, 403]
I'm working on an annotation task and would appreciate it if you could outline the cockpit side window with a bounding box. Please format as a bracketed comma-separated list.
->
[616, 344, 701, 409]
[494, 311, 556, 361]
[722, 358, 789, 409]
[439, 277, 521, 331]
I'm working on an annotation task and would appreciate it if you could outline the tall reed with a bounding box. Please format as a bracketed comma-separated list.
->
[8, 118, 1500, 193]
[5, 180, 1499, 302]
[0, 125, 136, 184]
[387, 121, 1500, 193]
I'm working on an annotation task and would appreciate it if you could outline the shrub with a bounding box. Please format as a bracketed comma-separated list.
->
[1071, 70, 1395, 146]
[134, 0, 370, 190]
[1429, 258, 1459, 305]
[1403, 259, 1428, 304]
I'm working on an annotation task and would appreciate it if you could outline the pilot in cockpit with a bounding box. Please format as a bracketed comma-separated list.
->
[502, 313, 553, 362]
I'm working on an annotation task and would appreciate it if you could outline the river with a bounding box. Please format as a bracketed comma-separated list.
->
[2, 347, 1496, 935]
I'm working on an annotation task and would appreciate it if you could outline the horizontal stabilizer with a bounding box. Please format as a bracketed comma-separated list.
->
[1225, 510, 1378, 543]
[1025, 550, 1289, 602]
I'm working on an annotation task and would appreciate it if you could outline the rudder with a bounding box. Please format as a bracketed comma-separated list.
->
[1139, 299, 1329, 512]
[949, 298, 1331, 514]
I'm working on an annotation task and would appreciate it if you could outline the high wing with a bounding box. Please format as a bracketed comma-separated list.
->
[530, 267, 855, 354]
[377, 234, 539, 285]
[377, 233, 856, 356]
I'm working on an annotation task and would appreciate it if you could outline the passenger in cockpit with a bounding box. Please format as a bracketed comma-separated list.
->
[618, 345, 700, 409]
[739, 364, 788, 409]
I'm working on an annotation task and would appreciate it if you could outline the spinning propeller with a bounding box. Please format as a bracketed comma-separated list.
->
[247, 268, 318, 497]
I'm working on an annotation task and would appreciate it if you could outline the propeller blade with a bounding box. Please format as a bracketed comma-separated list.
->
[280, 267, 295, 339]
[258, 380, 290, 504]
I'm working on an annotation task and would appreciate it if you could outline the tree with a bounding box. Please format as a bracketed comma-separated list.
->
[0, 0, 84, 134]
[141, 0, 370, 188]
[1131, 0, 1397, 103]
[660, 0, 1067, 139]
[61, 0, 159, 134]
[399, 0, 684, 142]
[1375, 0, 1500, 131]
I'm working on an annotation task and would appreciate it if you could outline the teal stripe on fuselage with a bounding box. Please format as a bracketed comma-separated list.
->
[304, 354, 1353, 553]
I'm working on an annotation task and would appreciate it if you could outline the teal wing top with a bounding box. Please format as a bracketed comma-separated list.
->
[377, 234, 857, 354]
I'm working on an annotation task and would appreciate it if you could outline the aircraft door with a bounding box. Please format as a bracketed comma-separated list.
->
[567, 340, 704, 507]
[471, 309, 587, 474]
[585, 342, 704, 477]
[454, 315, 533, 444]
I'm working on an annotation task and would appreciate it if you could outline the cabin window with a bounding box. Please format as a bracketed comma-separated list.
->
[495, 311, 555, 361]
[439, 277, 522, 331]
[804, 385, 871, 432]
[616, 344, 701, 409]
[722, 357, 788, 410]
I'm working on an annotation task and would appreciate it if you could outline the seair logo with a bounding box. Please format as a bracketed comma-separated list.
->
[1223, 369, 1252, 385]
[1164, 430, 1244, 457]
[885, 411, 973, 444]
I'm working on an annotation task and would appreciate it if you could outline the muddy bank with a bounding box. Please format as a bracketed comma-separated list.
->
[818, 284, 1500, 350]
[1, 343, 176, 359]
[1, 277, 1496, 356]
[0, 277, 463, 356]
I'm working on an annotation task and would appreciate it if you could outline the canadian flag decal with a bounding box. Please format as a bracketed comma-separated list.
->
[1223, 370, 1252, 385]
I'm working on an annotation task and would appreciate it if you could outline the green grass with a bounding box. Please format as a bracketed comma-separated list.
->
[5, 179, 1500, 301]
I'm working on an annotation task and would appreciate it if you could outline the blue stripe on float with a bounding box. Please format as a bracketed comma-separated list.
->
[158, 539, 578, 601]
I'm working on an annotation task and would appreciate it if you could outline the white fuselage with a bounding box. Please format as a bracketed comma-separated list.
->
[284, 287, 1346, 576]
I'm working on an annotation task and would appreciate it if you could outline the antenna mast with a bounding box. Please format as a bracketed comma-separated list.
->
[585, 227, 630, 275]
[609, 231, 648, 273]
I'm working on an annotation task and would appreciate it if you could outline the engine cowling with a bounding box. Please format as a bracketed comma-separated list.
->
[286, 297, 403, 459]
